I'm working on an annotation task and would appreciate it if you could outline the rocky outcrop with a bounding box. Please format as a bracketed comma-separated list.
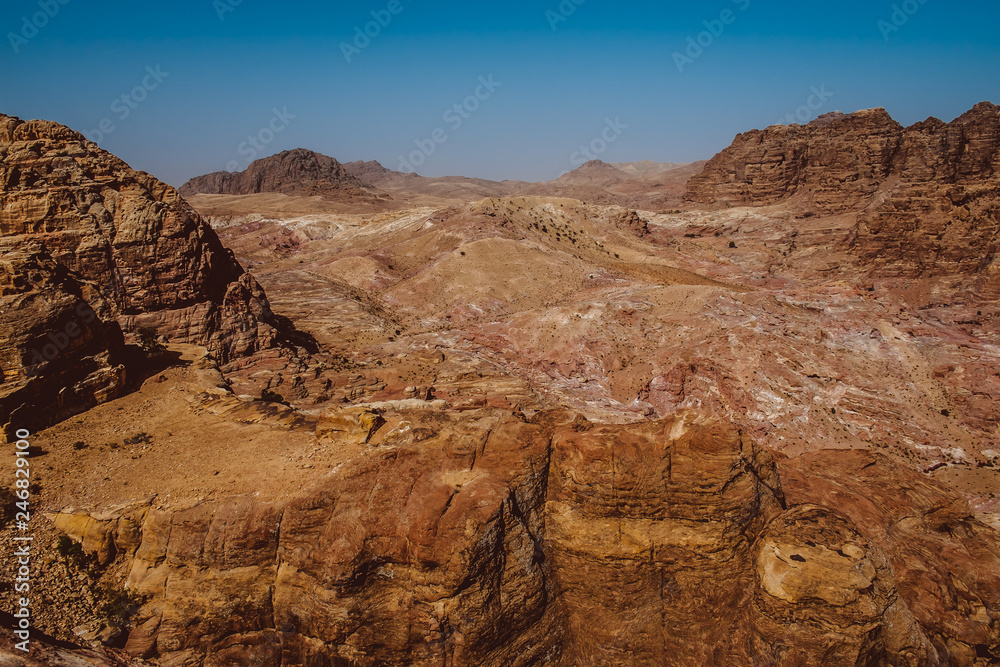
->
[343, 159, 400, 188]
[0, 114, 295, 435]
[685, 103, 1000, 286]
[685, 102, 1000, 288]
[613, 209, 650, 238]
[851, 103, 1000, 288]
[543, 411, 784, 665]
[52, 407, 1000, 666]
[685, 108, 904, 211]
[687, 102, 1000, 210]
[179, 148, 368, 197]
[0, 242, 126, 438]
[775, 449, 1000, 665]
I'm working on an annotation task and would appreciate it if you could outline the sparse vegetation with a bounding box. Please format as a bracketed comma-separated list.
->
[98, 584, 145, 630]
[0, 487, 16, 527]
[137, 326, 167, 356]
[124, 432, 152, 446]
[57, 535, 96, 574]
[260, 389, 290, 405]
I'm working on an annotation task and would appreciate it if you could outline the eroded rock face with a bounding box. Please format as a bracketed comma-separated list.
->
[0, 114, 306, 434]
[179, 148, 368, 197]
[777, 449, 1000, 665]
[685, 108, 905, 212]
[122, 407, 560, 666]
[50, 407, 1000, 666]
[852, 104, 1000, 286]
[750, 505, 896, 665]
[543, 411, 784, 665]
[0, 242, 127, 438]
[685, 103, 1000, 288]
[0, 114, 280, 363]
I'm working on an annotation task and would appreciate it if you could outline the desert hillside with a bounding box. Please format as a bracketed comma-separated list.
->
[2, 106, 1000, 666]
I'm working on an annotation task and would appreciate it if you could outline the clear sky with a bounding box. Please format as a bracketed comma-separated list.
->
[1, 0, 998, 186]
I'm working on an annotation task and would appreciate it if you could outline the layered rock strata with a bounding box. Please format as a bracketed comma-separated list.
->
[0, 114, 292, 434]
[49, 407, 1000, 666]
[685, 103, 1000, 289]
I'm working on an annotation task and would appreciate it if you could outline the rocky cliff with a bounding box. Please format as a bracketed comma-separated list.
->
[343, 158, 402, 188]
[179, 148, 369, 197]
[685, 108, 905, 211]
[0, 114, 288, 436]
[48, 405, 1000, 665]
[0, 242, 127, 437]
[686, 102, 1000, 288]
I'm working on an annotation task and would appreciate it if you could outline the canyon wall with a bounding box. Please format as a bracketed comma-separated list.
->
[686, 103, 1000, 289]
[53, 407, 1000, 666]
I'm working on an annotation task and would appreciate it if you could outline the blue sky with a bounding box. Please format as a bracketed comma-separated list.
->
[1, 0, 998, 186]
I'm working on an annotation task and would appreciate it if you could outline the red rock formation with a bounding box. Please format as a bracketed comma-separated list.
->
[852, 103, 1000, 286]
[343, 158, 399, 188]
[179, 148, 368, 197]
[685, 108, 904, 211]
[613, 208, 651, 238]
[46, 407, 1000, 666]
[686, 102, 1000, 289]
[0, 243, 126, 438]
[0, 114, 307, 435]
[0, 114, 281, 360]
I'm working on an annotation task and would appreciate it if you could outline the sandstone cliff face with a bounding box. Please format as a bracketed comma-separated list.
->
[51, 406, 1000, 666]
[685, 108, 905, 212]
[0, 242, 126, 437]
[686, 103, 1000, 288]
[0, 114, 287, 435]
[852, 103, 1000, 288]
[179, 148, 367, 197]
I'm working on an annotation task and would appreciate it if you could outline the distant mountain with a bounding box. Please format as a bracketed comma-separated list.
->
[184, 152, 708, 211]
[514, 159, 707, 209]
[179, 148, 369, 197]
[346, 159, 535, 203]
[686, 101, 1000, 290]
[342, 159, 415, 188]
[550, 160, 632, 187]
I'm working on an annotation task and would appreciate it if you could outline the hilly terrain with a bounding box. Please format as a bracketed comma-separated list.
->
[181, 153, 703, 211]
[2, 105, 1000, 666]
